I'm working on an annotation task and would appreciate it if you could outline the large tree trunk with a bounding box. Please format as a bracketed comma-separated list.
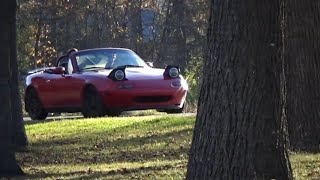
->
[186, 0, 292, 179]
[10, 12, 28, 149]
[0, 0, 24, 176]
[286, 0, 320, 152]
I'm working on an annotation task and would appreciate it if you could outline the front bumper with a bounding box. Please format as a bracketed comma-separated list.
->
[100, 79, 188, 111]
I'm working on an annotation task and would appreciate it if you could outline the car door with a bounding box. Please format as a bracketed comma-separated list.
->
[46, 57, 85, 108]
[34, 72, 59, 108]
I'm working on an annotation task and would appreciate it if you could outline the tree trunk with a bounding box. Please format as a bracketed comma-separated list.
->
[171, 0, 187, 72]
[286, 0, 320, 152]
[0, 0, 24, 176]
[186, 0, 292, 179]
[10, 11, 28, 149]
[129, 0, 144, 56]
[158, 0, 172, 67]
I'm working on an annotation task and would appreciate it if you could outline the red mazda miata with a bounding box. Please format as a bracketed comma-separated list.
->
[25, 48, 188, 120]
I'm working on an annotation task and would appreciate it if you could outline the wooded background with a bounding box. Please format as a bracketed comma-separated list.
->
[1, 0, 319, 178]
[16, 0, 320, 153]
[17, 0, 208, 110]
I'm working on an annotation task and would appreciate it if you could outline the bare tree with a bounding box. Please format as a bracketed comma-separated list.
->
[186, 0, 292, 179]
[158, 0, 189, 71]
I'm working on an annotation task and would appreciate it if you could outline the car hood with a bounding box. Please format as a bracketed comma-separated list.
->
[94, 67, 166, 80]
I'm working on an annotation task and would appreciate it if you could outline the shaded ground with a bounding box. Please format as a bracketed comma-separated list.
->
[17, 114, 320, 179]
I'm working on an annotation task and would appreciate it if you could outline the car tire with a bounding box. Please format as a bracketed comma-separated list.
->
[25, 88, 48, 120]
[165, 104, 185, 114]
[82, 86, 106, 118]
[106, 110, 122, 117]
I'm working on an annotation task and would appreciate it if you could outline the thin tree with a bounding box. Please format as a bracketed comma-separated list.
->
[186, 0, 292, 179]
[285, 0, 320, 152]
[0, 0, 24, 176]
[159, 0, 189, 71]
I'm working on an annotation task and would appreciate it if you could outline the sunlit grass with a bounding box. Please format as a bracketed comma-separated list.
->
[18, 115, 193, 179]
[291, 153, 320, 180]
[16, 114, 320, 179]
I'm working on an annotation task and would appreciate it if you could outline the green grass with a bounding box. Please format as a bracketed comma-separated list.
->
[291, 153, 320, 180]
[17, 114, 320, 179]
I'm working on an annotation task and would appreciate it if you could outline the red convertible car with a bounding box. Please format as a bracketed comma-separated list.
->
[25, 48, 188, 120]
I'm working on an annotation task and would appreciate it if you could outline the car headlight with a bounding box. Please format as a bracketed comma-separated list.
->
[108, 67, 127, 81]
[169, 67, 179, 78]
[164, 65, 180, 79]
[115, 70, 125, 81]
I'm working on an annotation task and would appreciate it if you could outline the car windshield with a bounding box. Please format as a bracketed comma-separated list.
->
[75, 49, 148, 71]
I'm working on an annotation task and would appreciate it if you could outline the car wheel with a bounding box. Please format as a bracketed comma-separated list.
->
[82, 86, 105, 118]
[106, 110, 122, 117]
[25, 88, 48, 120]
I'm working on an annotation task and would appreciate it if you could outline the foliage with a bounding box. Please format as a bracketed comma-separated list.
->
[184, 56, 203, 112]
[16, 0, 208, 73]
[16, 115, 320, 179]
[16, 0, 208, 112]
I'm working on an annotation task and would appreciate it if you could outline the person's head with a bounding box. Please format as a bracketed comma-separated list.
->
[105, 53, 117, 62]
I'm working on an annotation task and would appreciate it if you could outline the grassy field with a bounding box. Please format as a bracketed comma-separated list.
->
[16, 114, 320, 179]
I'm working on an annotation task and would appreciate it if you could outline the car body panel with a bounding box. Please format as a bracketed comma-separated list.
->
[25, 48, 188, 115]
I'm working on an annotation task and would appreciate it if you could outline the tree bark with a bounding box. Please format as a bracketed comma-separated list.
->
[286, 0, 320, 152]
[186, 0, 292, 179]
[10, 9, 28, 149]
[0, 0, 24, 176]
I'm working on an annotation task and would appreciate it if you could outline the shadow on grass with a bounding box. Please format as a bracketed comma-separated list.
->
[18, 117, 194, 167]
[24, 116, 84, 125]
[25, 162, 186, 179]
[21, 128, 192, 165]
[24, 113, 195, 125]
[28, 116, 193, 147]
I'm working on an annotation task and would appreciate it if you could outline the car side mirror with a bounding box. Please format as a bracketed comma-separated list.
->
[52, 67, 66, 75]
[146, 62, 154, 67]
